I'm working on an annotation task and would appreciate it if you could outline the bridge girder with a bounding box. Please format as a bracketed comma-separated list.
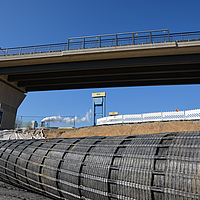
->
[1, 53, 200, 92]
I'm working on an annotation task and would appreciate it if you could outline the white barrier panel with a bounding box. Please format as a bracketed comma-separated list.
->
[185, 109, 200, 120]
[106, 115, 123, 125]
[143, 112, 162, 122]
[123, 114, 142, 123]
[97, 109, 200, 125]
[162, 111, 185, 121]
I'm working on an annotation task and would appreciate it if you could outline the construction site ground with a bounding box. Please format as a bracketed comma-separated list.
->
[43, 119, 200, 138]
[1, 119, 200, 199]
[0, 181, 52, 200]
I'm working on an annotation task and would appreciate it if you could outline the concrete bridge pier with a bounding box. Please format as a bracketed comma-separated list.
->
[0, 81, 26, 129]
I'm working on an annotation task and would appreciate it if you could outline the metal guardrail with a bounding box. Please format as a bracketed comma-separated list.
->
[97, 108, 200, 125]
[0, 29, 200, 56]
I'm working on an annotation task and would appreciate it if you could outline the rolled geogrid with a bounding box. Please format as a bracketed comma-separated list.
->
[0, 131, 199, 200]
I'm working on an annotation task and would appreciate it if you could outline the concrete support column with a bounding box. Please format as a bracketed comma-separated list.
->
[0, 81, 26, 129]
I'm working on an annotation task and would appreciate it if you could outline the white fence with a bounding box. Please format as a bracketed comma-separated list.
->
[97, 109, 200, 125]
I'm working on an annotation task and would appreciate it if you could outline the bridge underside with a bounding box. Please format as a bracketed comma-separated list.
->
[2, 53, 200, 92]
[0, 41, 200, 129]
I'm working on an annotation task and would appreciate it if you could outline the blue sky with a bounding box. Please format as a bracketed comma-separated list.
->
[1, 0, 200, 126]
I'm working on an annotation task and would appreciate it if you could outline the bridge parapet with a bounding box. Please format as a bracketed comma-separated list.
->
[0, 29, 199, 57]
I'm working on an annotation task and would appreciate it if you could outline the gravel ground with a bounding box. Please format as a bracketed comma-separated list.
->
[0, 181, 52, 200]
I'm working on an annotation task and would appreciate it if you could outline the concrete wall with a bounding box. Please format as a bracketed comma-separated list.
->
[0, 81, 26, 129]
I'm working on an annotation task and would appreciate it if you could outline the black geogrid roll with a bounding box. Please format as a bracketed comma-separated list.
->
[0, 132, 199, 200]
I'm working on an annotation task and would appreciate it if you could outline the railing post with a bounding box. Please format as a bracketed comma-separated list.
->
[67, 39, 69, 50]
[99, 36, 101, 48]
[167, 30, 170, 42]
[49, 44, 51, 52]
[132, 33, 135, 45]
[115, 34, 118, 46]
[63, 43, 66, 50]
[34, 46, 36, 53]
[150, 32, 152, 43]
[19, 47, 22, 55]
[83, 37, 85, 49]
[6, 49, 8, 56]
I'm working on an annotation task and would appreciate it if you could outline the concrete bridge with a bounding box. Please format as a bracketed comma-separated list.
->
[0, 29, 200, 129]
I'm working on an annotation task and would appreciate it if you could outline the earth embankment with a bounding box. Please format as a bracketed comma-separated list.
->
[43, 120, 200, 138]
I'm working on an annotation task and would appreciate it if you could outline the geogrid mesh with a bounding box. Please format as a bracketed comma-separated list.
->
[0, 132, 199, 200]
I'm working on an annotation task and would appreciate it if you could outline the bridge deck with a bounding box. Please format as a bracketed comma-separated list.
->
[0, 30, 200, 92]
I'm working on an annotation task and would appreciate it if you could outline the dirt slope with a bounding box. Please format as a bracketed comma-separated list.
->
[43, 120, 200, 138]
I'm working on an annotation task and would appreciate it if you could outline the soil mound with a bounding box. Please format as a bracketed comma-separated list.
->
[43, 120, 200, 138]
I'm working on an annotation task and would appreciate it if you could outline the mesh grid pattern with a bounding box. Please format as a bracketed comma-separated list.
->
[0, 132, 199, 199]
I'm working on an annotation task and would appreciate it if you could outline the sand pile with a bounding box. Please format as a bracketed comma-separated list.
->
[43, 120, 200, 138]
